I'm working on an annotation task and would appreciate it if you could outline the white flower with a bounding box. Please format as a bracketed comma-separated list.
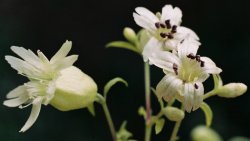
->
[133, 5, 200, 62]
[3, 40, 78, 132]
[155, 38, 222, 112]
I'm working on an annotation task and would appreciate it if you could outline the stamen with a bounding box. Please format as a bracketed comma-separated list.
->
[160, 33, 167, 38]
[200, 61, 205, 67]
[187, 53, 196, 59]
[180, 39, 184, 44]
[160, 23, 166, 28]
[167, 34, 174, 39]
[171, 25, 177, 33]
[165, 20, 171, 29]
[173, 63, 178, 75]
[196, 55, 201, 62]
[155, 22, 160, 28]
[194, 83, 199, 89]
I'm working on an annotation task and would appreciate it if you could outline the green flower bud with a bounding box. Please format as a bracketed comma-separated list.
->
[191, 126, 222, 141]
[123, 27, 137, 43]
[50, 66, 97, 111]
[163, 107, 185, 122]
[217, 83, 247, 98]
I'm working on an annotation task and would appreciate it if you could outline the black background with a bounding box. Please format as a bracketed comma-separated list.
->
[0, 0, 249, 141]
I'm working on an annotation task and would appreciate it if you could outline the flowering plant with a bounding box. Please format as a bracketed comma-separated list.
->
[3, 4, 248, 141]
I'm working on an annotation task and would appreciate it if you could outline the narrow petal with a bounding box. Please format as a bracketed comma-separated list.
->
[52, 55, 78, 71]
[37, 50, 50, 64]
[19, 97, 43, 132]
[10, 46, 41, 67]
[201, 57, 222, 74]
[135, 7, 159, 23]
[156, 74, 181, 101]
[50, 40, 72, 63]
[3, 96, 29, 107]
[183, 83, 195, 112]
[133, 13, 156, 33]
[192, 82, 204, 111]
[6, 85, 27, 98]
[177, 26, 200, 40]
[161, 5, 182, 25]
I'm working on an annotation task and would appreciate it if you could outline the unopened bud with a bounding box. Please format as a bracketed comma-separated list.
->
[50, 66, 97, 111]
[191, 126, 222, 141]
[123, 27, 137, 43]
[163, 107, 184, 122]
[217, 83, 247, 98]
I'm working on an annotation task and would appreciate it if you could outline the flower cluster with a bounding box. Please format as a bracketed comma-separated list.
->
[134, 5, 222, 112]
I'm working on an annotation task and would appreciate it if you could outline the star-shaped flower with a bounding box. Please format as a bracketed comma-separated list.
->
[133, 5, 200, 63]
[3, 41, 78, 132]
[155, 38, 222, 112]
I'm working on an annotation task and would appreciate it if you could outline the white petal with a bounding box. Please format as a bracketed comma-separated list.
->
[52, 55, 78, 71]
[135, 7, 159, 23]
[6, 85, 27, 98]
[183, 83, 195, 112]
[176, 26, 200, 40]
[142, 37, 163, 62]
[19, 97, 43, 132]
[156, 74, 182, 101]
[133, 13, 156, 33]
[192, 82, 204, 111]
[201, 57, 222, 74]
[177, 37, 200, 58]
[50, 40, 72, 63]
[37, 50, 50, 64]
[164, 39, 179, 50]
[10, 46, 41, 67]
[3, 96, 29, 107]
[161, 5, 182, 25]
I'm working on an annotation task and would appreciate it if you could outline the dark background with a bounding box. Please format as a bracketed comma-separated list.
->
[0, 0, 249, 141]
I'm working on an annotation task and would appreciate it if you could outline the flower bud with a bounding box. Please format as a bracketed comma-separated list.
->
[50, 66, 97, 111]
[217, 83, 247, 98]
[123, 27, 137, 43]
[163, 107, 185, 122]
[191, 126, 222, 141]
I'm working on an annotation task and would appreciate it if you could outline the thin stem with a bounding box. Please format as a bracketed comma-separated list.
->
[144, 62, 152, 141]
[102, 103, 118, 141]
[169, 106, 184, 141]
[203, 89, 217, 99]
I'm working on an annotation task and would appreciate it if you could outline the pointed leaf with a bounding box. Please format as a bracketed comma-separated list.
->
[200, 102, 213, 127]
[106, 41, 140, 54]
[155, 118, 165, 134]
[104, 77, 128, 99]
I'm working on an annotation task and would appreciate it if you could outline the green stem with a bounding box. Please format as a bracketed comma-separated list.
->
[144, 62, 152, 141]
[169, 106, 184, 141]
[203, 89, 217, 99]
[102, 103, 118, 141]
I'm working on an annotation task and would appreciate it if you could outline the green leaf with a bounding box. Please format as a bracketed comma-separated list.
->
[106, 41, 140, 54]
[155, 118, 165, 134]
[104, 77, 128, 99]
[212, 74, 223, 89]
[200, 102, 213, 127]
[117, 121, 137, 141]
[87, 103, 95, 116]
[138, 106, 146, 118]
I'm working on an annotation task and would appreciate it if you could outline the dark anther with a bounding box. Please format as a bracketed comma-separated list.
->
[160, 23, 166, 28]
[200, 61, 205, 67]
[155, 22, 160, 28]
[180, 39, 184, 44]
[187, 53, 196, 59]
[196, 55, 201, 62]
[171, 25, 177, 33]
[165, 19, 171, 29]
[167, 34, 174, 39]
[160, 33, 167, 38]
[173, 63, 178, 75]
[194, 83, 199, 89]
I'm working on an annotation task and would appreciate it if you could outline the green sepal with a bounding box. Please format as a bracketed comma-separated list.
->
[200, 102, 213, 127]
[155, 118, 165, 135]
[117, 121, 137, 141]
[87, 103, 95, 116]
[104, 77, 128, 99]
[106, 41, 140, 54]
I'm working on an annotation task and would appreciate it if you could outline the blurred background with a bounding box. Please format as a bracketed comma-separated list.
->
[0, 0, 249, 141]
